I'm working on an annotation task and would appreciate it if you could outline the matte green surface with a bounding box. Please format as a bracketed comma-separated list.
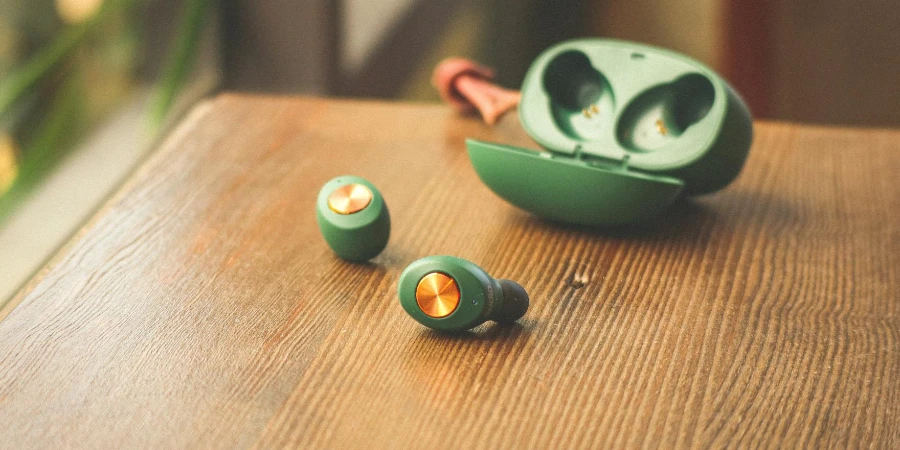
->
[467, 140, 683, 226]
[316, 176, 390, 262]
[398, 256, 506, 332]
[467, 39, 753, 226]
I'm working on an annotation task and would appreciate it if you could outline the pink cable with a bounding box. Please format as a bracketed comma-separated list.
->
[432, 58, 521, 125]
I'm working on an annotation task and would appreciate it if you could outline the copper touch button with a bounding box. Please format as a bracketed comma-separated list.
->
[327, 183, 373, 214]
[415, 272, 461, 318]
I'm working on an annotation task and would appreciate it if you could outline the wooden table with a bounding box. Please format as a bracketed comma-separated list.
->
[1, 96, 898, 448]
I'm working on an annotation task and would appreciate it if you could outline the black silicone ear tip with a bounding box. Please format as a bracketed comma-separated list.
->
[496, 279, 529, 323]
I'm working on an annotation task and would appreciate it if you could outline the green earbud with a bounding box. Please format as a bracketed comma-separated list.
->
[398, 255, 529, 331]
[316, 176, 390, 261]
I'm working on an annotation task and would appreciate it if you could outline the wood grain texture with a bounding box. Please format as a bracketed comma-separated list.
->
[1, 95, 898, 449]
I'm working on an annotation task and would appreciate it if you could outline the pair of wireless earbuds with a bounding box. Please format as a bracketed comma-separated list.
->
[316, 175, 530, 332]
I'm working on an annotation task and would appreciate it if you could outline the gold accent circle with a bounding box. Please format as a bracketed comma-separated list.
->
[327, 183, 373, 215]
[415, 272, 461, 318]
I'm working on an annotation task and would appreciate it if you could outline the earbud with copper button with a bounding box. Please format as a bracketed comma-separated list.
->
[316, 176, 390, 261]
[398, 255, 529, 331]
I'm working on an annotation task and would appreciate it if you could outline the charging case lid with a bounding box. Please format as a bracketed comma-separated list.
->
[467, 139, 683, 226]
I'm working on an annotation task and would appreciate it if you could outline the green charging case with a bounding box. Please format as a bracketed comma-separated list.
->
[467, 39, 753, 226]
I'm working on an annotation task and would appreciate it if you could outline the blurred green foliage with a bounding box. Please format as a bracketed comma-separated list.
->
[0, 0, 211, 222]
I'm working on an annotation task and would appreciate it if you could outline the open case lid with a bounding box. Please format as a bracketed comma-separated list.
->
[467, 140, 683, 226]
[466, 39, 753, 225]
